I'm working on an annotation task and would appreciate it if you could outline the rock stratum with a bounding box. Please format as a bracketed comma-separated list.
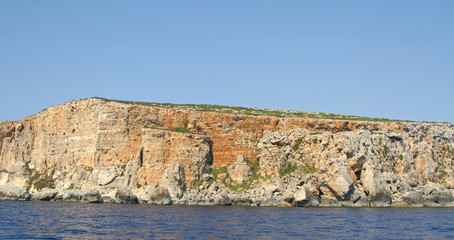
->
[1, 98, 454, 207]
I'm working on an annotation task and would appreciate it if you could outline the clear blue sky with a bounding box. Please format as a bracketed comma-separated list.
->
[1, 1, 453, 123]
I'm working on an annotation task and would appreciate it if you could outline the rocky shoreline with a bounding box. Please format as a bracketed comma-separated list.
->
[1, 98, 454, 208]
[2, 156, 454, 207]
[2, 184, 453, 207]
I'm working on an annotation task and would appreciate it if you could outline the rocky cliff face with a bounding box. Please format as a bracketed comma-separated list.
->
[1, 98, 453, 206]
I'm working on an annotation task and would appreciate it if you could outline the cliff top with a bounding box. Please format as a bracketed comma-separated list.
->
[94, 97, 405, 123]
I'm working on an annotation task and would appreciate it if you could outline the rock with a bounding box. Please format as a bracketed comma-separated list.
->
[0, 185, 31, 201]
[352, 188, 370, 207]
[229, 194, 252, 206]
[217, 173, 228, 180]
[387, 132, 402, 141]
[32, 188, 58, 201]
[319, 159, 354, 201]
[62, 189, 86, 202]
[207, 181, 219, 193]
[149, 186, 172, 205]
[97, 170, 117, 186]
[61, 189, 101, 203]
[294, 186, 314, 206]
[396, 179, 412, 192]
[1, 98, 454, 208]
[115, 187, 138, 204]
[282, 190, 295, 203]
[160, 162, 185, 199]
[401, 189, 425, 205]
[361, 162, 393, 206]
[227, 155, 252, 184]
[320, 196, 341, 207]
[82, 190, 102, 203]
[213, 194, 231, 205]
[260, 198, 289, 207]
[202, 173, 213, 182]
[102, 196, 116, 203]
[423, 183, 454, 204]
[348, 154, 366, 173]
[264, 184, 278, 197]
[391, 201, 410, 207]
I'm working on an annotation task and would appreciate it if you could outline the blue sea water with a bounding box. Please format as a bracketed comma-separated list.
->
[0, 201, 453, 239]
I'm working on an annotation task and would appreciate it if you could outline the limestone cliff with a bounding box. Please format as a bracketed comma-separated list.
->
[0, 98, 453, 206]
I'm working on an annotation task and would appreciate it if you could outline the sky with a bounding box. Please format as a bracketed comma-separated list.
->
[1, 1, 453, 123]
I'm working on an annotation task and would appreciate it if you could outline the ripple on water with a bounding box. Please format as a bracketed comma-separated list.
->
[1, 201, 454, 239]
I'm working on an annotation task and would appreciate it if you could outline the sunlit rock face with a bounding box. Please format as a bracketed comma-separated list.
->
[0, 98, 453, 206]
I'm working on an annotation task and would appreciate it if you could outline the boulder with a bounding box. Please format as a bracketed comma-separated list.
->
[201, 173, 213, 182]
[282, 190, 295, 203]
[82, 190, 102, 203]
[260, 198, 291, 207]
[102, 196, 116, 203]
[160, 162, 185, 199]
[97, 170, 117, 186]
[0, 185, 31, 201]
[62, 189, 87, 202]
[149, 186, 172, 205]
[319, 159, 354, 200]
[228, 193, 252, 206]
[352, 188, 370, 207]
[319, 195, 341, 207]
[401, 189, 425, 205]
[227, 155, 252, 184]
[115, 187, 138, 204]
[348, 154, 366, 173]
[361, 162, 393, 206]
[423, 182, 454, 204]
[294, 186, 316, 207]
[32, 188, 58, 201]
[213, 194, 231, 206]
[341, 187, 369, 207]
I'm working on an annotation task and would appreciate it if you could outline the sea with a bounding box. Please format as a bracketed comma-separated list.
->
[0, 201, 453, 239]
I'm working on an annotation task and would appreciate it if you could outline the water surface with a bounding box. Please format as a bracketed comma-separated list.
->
[1, 201, 453, 239]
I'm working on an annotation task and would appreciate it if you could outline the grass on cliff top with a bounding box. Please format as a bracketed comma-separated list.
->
[94, 97, 400, 122]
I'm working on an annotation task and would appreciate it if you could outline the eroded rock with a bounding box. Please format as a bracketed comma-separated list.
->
[227, 155, 252, 184]
[0, 185, 30, 201]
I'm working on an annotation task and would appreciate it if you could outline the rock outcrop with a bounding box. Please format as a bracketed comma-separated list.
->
[0, 98, 453, 207]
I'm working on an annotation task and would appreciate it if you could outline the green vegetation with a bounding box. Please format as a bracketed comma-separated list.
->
[229, 176, 258, 192]
[136, 183, 142, 189]
[144, 125, 200, 135]
[95, 97, 404, 122]
[249, 161, 259, 175]
[383, 145, 390, 157]
[280, 163, 297, 177]
[174, 127, 189, 133]
[193, 120, 202, 132]
[292, 139, 303, 151]
[33, 174, 55, 191]
[210, 167, 228, 178]
[23, 163, 55, 191]
[229, 160, 261, 192]
[310, 132, 322, 135]
[67, 183, 75, 190]
[301, 163, 318, 174]
[196, 180, 203, 187]
[85, 166, 94, 172]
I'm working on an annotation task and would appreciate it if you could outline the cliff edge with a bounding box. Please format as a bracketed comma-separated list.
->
[1, 98, 453, 206]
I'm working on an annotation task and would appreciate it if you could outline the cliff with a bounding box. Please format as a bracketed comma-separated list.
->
[1, 98, 453, 206]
